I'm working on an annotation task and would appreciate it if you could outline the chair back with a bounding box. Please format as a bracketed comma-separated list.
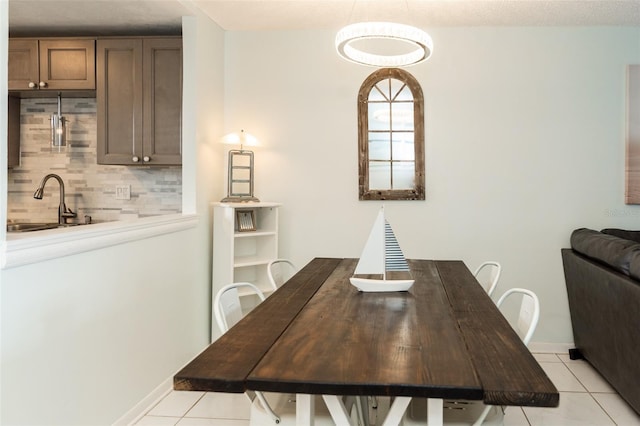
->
[214, 282, 266, 333]
[473, 261, 502, 298]
[267, 259, 297, 291]
[213, 283, 281, 423]
[496, 288, 540, 346]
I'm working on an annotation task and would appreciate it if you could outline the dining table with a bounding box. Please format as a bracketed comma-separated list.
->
[174, 257, 559, 425]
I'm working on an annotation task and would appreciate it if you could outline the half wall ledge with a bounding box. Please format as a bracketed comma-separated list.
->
[2, 214, 199, 269]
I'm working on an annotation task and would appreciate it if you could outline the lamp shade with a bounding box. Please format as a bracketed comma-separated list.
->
[221, 129, 259, 147]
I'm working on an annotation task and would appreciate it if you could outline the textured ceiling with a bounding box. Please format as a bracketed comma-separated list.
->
[192, 0, 640, 30]
[9, 1, 189, 36]
[8, 0, 640, 36]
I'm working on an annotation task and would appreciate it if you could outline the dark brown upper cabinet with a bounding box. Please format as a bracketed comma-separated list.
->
[97, 37, 182, 166]
[8, 38, 96, 91]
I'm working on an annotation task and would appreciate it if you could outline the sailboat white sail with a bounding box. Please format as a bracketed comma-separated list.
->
[350, 207, 414, 292]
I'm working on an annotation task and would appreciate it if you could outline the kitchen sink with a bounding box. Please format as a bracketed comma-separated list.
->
[6, 222, 81, 232]
[7, 223, 60, 232]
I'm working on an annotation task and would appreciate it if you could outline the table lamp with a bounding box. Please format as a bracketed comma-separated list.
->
[220, 129, 260, 202]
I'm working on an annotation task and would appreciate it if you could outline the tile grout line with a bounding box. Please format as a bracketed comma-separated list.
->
[560, 358, 589, 393]
[589, 393, 620, 426]
[131, 387, 174, 425]
[519, 406, 533, 426]
[558, 353, 620, 426]
[179, 392, 208, 423]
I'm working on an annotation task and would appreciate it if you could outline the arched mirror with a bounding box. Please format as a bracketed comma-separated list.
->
[358, 68, 425, 200]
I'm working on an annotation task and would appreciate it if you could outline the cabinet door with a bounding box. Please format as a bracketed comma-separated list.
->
[8, 96, 21, 168]
[8, 39, 39, 91]
[38, 39, 96, 90]
[97, 39, 144, 165]
[142, 38, 182, 165]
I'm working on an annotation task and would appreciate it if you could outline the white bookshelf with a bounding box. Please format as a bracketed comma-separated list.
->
[211, 202, 280, 338]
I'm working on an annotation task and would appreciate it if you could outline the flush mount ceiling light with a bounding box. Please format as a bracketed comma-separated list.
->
[335, 22, 433, 67]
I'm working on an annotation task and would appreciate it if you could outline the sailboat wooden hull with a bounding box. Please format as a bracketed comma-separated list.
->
[349, 277, 414, 292]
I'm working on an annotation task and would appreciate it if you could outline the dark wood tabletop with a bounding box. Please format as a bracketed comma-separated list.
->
[174, 257, 559, 409]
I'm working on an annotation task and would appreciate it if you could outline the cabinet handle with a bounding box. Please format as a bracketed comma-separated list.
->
[132, 156, 140, 163]
[38, 81, 48, 88]
[28, 82, 37, 89]
[143, 156, 150, 162]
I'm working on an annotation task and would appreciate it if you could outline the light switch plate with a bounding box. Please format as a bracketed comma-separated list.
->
[115, 185, 131, 200]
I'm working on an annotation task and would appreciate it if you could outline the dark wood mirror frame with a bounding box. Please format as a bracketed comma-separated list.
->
[358, 68, 425, 201]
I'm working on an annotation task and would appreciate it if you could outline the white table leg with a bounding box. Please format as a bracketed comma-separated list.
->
[297, 395, 442, 426]
[381, 396, 412, 426]
[322, 395, 354, 426]
[427, 398, 443, 426]
[297, 393, 315, 426]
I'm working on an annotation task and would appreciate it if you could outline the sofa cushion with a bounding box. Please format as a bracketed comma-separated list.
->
[601, 228, 640, 244]
[570, 228, 640, 275]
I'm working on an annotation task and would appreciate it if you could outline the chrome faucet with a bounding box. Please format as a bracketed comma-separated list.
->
[33, 174, 77, 225]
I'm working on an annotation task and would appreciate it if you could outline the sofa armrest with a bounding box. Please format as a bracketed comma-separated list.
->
[562, 248, 640, 414]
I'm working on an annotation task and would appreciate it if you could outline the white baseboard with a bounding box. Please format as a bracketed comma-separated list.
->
[112, 377, 173, 426]
[529, 341, 575, 354]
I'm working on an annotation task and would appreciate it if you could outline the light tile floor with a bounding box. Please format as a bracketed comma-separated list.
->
[133, 353, 640, 426]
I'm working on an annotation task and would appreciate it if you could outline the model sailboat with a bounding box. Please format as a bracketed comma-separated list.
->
[350, 207, 415, 292]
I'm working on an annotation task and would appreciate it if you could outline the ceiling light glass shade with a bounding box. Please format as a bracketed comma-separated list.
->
[50, 93, 67, 152]
[335, 22, 433, 67]
[51, 115, 67, 148]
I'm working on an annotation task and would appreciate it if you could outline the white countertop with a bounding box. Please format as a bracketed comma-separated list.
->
[3, 213, 199, 269]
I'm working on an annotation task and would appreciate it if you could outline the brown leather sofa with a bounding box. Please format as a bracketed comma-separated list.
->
[562, 228, 640, 415]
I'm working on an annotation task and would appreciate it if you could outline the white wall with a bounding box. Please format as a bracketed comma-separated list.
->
[0, 5, 7, 233]
[0, 1, 8, 423]
[0, 10, 225, 426]
[1, 19, 639, 424]
[224, 27, 640, 345]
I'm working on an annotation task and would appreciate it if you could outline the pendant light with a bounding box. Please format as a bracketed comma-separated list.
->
[335, 2, 433, 67]
[51, 92, 67, 151]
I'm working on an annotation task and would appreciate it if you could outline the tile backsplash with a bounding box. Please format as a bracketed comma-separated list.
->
[7, 97, 182, 224]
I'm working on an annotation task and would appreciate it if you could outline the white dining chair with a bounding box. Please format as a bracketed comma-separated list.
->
[267, 259, 297, 291]
[495, 288, 540, 347]
[214, 282, 281, 424]
[216, 282, 361, 425]
[403, 288, 540, 426]
[473, 261, 502, 298]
